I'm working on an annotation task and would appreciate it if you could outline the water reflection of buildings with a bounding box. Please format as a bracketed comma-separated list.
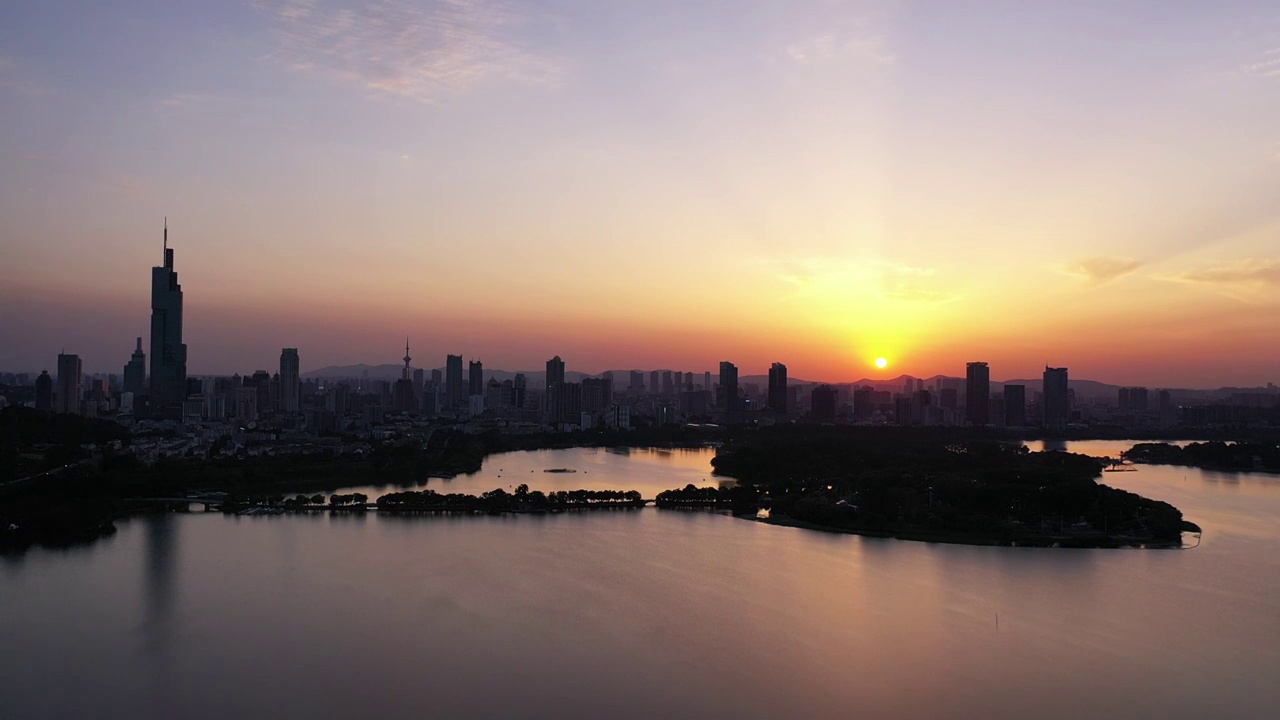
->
[145, 514, 178, 626]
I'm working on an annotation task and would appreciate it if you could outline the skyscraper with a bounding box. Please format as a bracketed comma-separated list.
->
[1004, 384, 1026, 427]
[149, 221, 187, 420]
[35, 369, 53, 415]
[546, 356, 565, 394]
[811, 385, 837, 423]
[280, 348, 300, 413]
[718, 361, 739, 416]
[56, 353, 82, 415]
[965, 362, 990, 426]
[1043, 366, 1069, 430]
[768, 362, 788, 414]
[446, 354, 464, 410]
[123, 337, 146, 395]
[469, 360, 484, 397]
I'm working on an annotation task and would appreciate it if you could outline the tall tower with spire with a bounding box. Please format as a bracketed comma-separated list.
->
[149, 218, 187, 420]
[393, 338, 417, 413]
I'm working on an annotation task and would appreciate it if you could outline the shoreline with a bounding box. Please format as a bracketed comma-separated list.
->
[749, 511, 1192, 549]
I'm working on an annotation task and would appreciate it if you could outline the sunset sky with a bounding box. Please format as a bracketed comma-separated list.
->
[2, 1, 1278, 387]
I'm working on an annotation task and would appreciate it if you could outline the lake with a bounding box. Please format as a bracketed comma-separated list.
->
[1, 441, 1277, 719]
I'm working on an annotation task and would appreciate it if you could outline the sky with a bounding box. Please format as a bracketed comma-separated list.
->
[1, 0, 1278, 387]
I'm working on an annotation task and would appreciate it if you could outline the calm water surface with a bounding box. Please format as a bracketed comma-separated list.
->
[2, 443, 1277, 719]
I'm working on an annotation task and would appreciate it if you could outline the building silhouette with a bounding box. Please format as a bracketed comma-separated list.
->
[149, 221, 187, 420]
[445, 354, 464, 411]
[1044, 366, 1069, 430]
[768, 362, 788, 414]
[123, 337, 146, 395]
[1004, 384, 1026, 427]
[546, 356, 565, 393]
[279, 348, 300, 413]
[35, 369, 53, 415]
[393, 341, 416, 413]
[718, 361, 739, 416]
[965, 362, 990, 426]
[56, 353, 82, 415]
[468, 360, 484, 398]
[811, 384, 837, 423]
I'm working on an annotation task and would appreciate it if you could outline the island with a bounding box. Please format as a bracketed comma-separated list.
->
[697, 426, 1196, 547]
[1124, 441, 1280, 473]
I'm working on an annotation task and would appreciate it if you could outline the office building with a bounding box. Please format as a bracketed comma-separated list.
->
[56, 353, 82, 415]
[1044, 366, 1069, 430]
[446, 354, 464, 410]
[811, 385, 837, 423]
[546, 356, 565, 393]
[149, 221, 188, 420]
[965, 362, 990, 426]
[280, 348, 300, 413]
[123, 337, 146, 395]
[768, 362, 788, 414]
[469, 360, 484, 398]
[718, 361, 739, 416]
[35, 370, 53, 414]
[1004, 384, 1026, 427]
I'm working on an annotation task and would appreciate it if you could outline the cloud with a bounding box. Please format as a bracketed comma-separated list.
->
[1242, 49, 1280, 77]
[1062, 257, 1143, 285]
[785, 18, 894, 66]
[254, 0, 561, 102]
[1163, 258, 1280, 303]
[760, 256, 955, 303]
[0, 55, 49, 95]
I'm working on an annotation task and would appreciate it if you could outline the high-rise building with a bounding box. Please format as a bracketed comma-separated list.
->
[703, 371, 712, 393]
[629, 370, 644, 392]
[1043, 367, 1069, 430]
[548, 381, 582, 426]
[546, 356, 565, 393]
[649, 370, 659, 396]
[280, 348, 300, 413]
[853, 386, 873, 420]
[1118, 387, 1150, 413]
[35, 370, 53, 415]
[469, 360, 484, 397]
[1004, 384, 1026, 427]
[582, 377, 612, 414]
[965, 362, 990, 426]
[811, 385, 837, 423]
[56, 353, 82, 415]
[149, 221, 187, 420]
[446, 354, 464, 410]
[513, 373, 527, 408]
[123, 337, 146, 395]
[768, 362, 788, 414]
[718, 361, 739, 416]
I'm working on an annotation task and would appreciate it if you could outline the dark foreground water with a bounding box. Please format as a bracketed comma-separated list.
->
[2, 442, 1277, 719]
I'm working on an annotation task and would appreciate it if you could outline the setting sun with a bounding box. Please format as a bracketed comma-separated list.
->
[875, 357, 888, 369]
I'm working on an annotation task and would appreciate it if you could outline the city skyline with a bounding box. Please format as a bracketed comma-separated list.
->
[3, 2, 1279, 386]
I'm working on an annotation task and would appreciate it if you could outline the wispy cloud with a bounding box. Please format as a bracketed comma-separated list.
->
[1242, 48, 1280, 77]
[254, 0, 560, 101]
[1164, 258, 1280, 303]
[785, 20, 894, 66]
[763, 257, 955, 303]
[0, 55, 50, 95]
[1062, 257, 1143, 285]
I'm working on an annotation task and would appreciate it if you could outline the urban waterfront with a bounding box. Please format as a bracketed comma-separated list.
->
[2, 442, 1277, 719]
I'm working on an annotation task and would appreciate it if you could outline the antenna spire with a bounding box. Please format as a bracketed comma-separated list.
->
[164, 217, 168, 252]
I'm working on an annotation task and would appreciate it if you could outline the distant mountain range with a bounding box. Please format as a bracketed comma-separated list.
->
[303, 365, 1263, 401]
